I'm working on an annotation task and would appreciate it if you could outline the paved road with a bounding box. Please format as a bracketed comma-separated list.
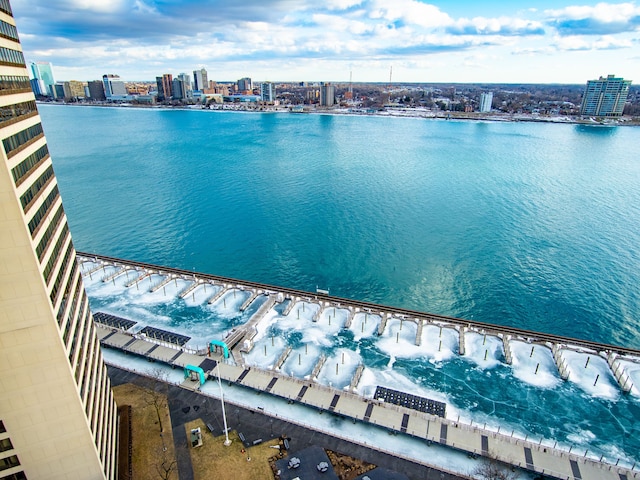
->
[108, 366, 467, 480]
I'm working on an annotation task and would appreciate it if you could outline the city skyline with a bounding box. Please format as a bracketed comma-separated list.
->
[11, 0, 640, 84]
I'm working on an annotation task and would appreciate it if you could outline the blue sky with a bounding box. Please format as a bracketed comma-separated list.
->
[11, 0, 640, 84]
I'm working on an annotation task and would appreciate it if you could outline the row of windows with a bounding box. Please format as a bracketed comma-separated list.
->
[0, 0, 12, 15]
[0, 100, 37, 126]
[69, 301, 88, 365]
[0, 455, 19, 472]
[27, 184, 58, 236]
[0, 438, 13, 453]
[0, 20, 18, 42]
[62, 270, 82, 346]
[0, 472, 27, 480]
[36, 204, 64, 262]
[42, 224, 69, 284]
[11, 144, 49, 187]
[3, 123, 43, 157]
[0, 421, 4, 433]
[52, 252, 77, 319]
[0, 47, 24, 67]
[19, 165, 54, 212]
[0, 76, 31, 95]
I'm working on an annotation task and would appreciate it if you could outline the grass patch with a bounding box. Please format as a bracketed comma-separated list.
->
[186, 419, 282, 480]
[113, 383, 177, 480]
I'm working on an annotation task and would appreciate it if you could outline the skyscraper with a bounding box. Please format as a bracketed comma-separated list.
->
[580, 74, 631, 117]
[320, 82, 335, 107]
[102, 74, 126, 99]
[29, 61, 55, 97]
[0, 2, 118, 478]
[156, 73, 173, 101]
[479, 92, 493, 113]
[237, 77, 252, 94]
[260, 82, 275, 103]
[193, 67, 208, 91]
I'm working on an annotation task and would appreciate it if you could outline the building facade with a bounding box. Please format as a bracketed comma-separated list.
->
[102, 74, 126, 99]
[29, 62, 54, 97]
[320, 82, 335, 107]
[479, 92, 493, 113]
[580, 74, 631, 117]
[237, 77, 252, 94]
[193, 68, 207, 91]
[88, 80, 106, 101]
[0, 2, 118, 479]
[260, 82, 275, 103]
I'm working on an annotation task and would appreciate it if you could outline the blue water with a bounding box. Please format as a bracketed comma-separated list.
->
[39, 105, 640, 465]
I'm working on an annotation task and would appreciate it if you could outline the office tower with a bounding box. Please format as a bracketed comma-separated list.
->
[88, 80, 106, 100]
[237, 77, 252, 94]
[172, 77, 186, 100]
[580, 74, 632, 117]
[0, 2, 118, 479]
[479, 92, 493, 113]
[66, 80, 85, 100]
[177, 73, 191, 97]
[102, 74, 126, 99]
[320, 82, 335, 106]
[156, 73, 173, 101]
[260, 82, 275, 102]
[193, 67, 207, 91]
[29, 61, 55, 97]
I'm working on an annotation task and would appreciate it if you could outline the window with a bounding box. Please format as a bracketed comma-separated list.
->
[2, 123, 44, 157]
[0, 0, 13, 16]
[19, 165, 54, 212]
[0, 76, 30, 96]
[0, 455, 19, 472]
[0, 47, 24, 67]
[27, 184, 58, 236]
[11, 144, 49, 187]
[0, 100, 37, 127]
[0, 20, 19, 42]
[0, 472, 27, 480]
[0, 438, 13, 453]
[0, 421, 5, 433]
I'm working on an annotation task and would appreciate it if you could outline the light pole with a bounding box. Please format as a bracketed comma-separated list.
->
[216, 360, 232, 446]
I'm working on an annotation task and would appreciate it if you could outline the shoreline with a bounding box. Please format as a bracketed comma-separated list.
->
[36, 100, 640, 126]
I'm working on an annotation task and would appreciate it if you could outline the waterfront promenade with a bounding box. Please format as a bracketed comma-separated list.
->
[82, 252, 640, 480]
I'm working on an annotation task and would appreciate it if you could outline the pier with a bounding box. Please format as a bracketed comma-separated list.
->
[80, 252, 640, 479]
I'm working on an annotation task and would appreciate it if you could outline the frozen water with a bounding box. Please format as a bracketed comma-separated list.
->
[316, 348, 361, 390]
[464, 332, 503, 369]
[617, 359, 640, 396]
[348, 312, 380, 340]
[562, 350, 619, 400]
[510, 341, 560, 388]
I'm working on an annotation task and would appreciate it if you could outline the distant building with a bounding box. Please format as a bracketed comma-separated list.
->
[88, 80, 106, 100]
[193, 68, 208, 91]
[66, 80, 85, 99]
[580, 74, 631, 117]
[260, 82, 275, 102]
[102, 74, 127, 98]
[156, 74, 173, 101]
[177, 72, 192, 97]
[479, 92, 493, 113]
[320, 82, 335, 107]
[237, 77, 252, 94]
[172, 77, 187, 100]
[29, 61, 55, 96]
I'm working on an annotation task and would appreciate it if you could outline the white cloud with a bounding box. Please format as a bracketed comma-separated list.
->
[546, 2, 640, 23]
[368, 0, 453, 29]
[65, 0, 127, 13]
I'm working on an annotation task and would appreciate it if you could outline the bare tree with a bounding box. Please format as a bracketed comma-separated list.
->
[142, 367, 169, 433]
[472, 458, 520, 480]
[155, 446, 177, 480]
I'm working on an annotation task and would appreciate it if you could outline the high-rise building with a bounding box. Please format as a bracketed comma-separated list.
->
[172, 77, 186, 100]
[479, 92, 493, 113]
[29, 61, 55, 97]
[177, 72, 192, 97]
[156, 73, 173, 101]
[320, 82, 335, 107]
[193, 68, 208, 91]
[237, 77, 252, 94]
[0, 2, 118, 479]
[580, 74, 631, 117]
[102, 74, 126, 98]
[88, 80, 106, 100]
[260, 82, 275, 103]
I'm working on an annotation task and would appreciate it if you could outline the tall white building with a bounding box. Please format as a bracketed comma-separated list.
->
[260, 82, 275, 103]
[29, 62, 55, 97]
[193, 67, 208, 91]
[0, 2, 119, 478]
[479, 92, 493, 113]
[102, 74, 127, 99]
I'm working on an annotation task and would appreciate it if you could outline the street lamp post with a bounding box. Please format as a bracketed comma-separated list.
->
[216, 360, 232, 446]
